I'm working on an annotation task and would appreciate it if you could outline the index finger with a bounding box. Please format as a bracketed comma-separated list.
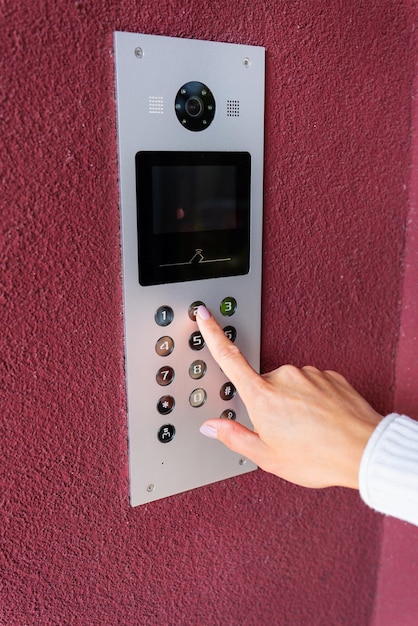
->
[196, 305, 264, 406]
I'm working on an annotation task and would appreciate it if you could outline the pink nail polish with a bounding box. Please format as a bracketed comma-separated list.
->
[197, 305, 211, 320]
[199, 424, 218, 439]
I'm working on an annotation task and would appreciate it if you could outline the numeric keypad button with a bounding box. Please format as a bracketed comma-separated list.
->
[189, 388, 207, 408]
[156, 366, 175, 386]
[220, 297, 237, 317]
[157, 395, 175, 415]
[189, 331, 205, 351]
[220, 382, 236, 401]
[155, 306, 174, 327]
[155, 336, 174, 357]
[189, 360, 207, 380]
[188, 301, 205, 322]
[220, 409, 236, 420]
[223, 326, 237, 342]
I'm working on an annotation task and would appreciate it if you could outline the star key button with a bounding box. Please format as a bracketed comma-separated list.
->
[157, 395, 175, 415]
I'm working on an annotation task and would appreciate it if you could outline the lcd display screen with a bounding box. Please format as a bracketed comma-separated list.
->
[136, 152, 251, 286]
[152, 165, 237, 234]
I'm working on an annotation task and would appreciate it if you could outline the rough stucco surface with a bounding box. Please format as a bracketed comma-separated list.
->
[1, 1, 416, 625]
[372, 71, 418, 626]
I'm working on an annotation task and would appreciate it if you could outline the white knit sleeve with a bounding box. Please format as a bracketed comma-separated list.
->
[359, 413, 418, 526]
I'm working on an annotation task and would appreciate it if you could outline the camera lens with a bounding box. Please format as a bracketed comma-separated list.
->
[185, 96, 204, 118]
[175, 81, 216, 132]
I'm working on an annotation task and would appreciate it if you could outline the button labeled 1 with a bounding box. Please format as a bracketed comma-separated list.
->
[155, 306, 174, 326]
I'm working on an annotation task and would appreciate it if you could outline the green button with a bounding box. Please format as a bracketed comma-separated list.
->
[220, 297, 237, 317]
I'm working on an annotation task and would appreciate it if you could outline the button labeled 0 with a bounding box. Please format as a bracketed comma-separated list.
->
[189, 388, 207, 408]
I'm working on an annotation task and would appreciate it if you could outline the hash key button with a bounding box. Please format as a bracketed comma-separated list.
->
[220, 382, 236, 400]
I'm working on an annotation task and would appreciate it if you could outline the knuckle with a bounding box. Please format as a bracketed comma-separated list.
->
[301, 365, 320, 374]
[276, 364, 303, 384]
[324, 369, 346, 382]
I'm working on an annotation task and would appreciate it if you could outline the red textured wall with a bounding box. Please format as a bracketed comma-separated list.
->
[372, 71, 418, 626]
[2, 2, 416, 625]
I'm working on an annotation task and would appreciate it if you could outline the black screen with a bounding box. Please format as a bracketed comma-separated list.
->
[152, 165, 237, 234]
[136, 152, 251, 286]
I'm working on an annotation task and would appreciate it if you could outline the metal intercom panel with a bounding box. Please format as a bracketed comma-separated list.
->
[114, 32, 265, 505]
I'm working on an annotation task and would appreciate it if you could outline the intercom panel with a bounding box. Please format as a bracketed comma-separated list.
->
[114, 32, 265, 505]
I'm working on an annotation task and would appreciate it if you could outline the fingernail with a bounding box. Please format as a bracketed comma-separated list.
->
[197, 305, 211, 320]
[199, 424, 218, 439]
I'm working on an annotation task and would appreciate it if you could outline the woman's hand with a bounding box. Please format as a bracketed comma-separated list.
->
[196, 305, 382, 489]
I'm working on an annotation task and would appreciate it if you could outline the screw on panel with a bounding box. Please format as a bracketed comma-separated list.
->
[146, 484, 155, 492]
[135, 47, 144, 59]
[239, 458, 247, 466]
[242, 57, 251, 68]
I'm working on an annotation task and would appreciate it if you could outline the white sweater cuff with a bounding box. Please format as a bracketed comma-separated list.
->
[359, 413, 418, 526]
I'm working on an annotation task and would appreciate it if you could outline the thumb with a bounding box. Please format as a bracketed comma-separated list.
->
[199, 419, 264, 465]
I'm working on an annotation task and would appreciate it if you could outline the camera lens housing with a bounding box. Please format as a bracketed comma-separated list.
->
[175, 81, 216, 131]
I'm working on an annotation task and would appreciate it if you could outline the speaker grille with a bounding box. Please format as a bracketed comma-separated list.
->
[149, 96, 164, 114]
[227, 100, 240, 117]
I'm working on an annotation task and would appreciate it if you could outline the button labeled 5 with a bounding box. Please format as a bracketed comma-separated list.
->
[189, 331, 205, 351]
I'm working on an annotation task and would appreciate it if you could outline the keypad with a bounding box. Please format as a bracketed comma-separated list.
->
[154, 298, 239, 443]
